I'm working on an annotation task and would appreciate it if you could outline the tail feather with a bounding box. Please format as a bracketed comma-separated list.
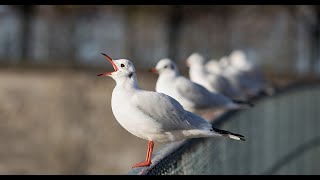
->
[257, 86, 274, 97]
[232, 99, 254, 107]
[212, 127, 246, 141]
[265, 86, 275, 96]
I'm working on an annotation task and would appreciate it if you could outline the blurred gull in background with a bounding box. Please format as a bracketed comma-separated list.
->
[227, 50, 274, 97]
[150, 58, 248, 120]
[186, 52, 252, 105]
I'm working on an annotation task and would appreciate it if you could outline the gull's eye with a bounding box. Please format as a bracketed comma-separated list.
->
[121, 64, 125, 67]
[164, 65, 168, 68]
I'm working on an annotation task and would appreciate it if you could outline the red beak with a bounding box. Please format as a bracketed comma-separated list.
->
[149, 67, 158, 74]
[97, 53, 119, 76]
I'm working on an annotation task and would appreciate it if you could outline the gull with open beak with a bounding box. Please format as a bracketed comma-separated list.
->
[150, 58, 246, 117]
[98, 53, 245, 168]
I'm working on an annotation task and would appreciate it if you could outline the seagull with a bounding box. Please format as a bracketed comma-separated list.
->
[206, 57, 247, 99]
[186, 53, 252, 106]
[228, 50, 274, 97]
[98, 53, 245, 168]
[150, 58, 247, 116]
[205, 58, 223, 75]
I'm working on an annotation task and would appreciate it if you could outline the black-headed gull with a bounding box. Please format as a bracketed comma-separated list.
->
[205, 58, 222, 75]
[228, 50, 273, 97]
[98, 53, 245, 168]
[186, 53, 252, 106]
[150, 58, 245, 115]
[206, 57, 246, 99]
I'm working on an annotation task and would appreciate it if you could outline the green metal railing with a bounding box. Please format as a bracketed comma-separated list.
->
[128, 82, 320, 175]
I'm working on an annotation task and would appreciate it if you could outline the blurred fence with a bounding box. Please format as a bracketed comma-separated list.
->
[129, 83, 320, 175]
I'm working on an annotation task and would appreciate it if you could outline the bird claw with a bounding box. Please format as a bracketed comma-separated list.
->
[132, 161, 152, 168]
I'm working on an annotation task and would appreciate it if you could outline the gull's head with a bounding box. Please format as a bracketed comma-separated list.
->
[229, 50, 253, 70]
[219, 56, 230, 69]
[206, 59, 221, 74]
[206, 59, 219, 68]
[186, 52, 205, 68]
[150, 58, 179, 76]
[97, 53, 136, 81]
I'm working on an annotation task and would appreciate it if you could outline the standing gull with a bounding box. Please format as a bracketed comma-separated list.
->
[98, 53, 245, 168]
[228, 50, 274, 97]
[206, 56, 246, 99]
[150, 58, 246, 117]
[186, 53, 252, 106]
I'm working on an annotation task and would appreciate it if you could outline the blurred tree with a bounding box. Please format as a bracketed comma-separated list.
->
[18, 5, 34, 61]
[168, 5, 182, 62]
[124, 5, 134, 58]
[313, 6, 320, 74]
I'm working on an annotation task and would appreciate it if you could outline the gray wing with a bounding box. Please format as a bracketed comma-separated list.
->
[206, 73, 225, 93]
[132, 90, 212, 132]
[207, 72, 244, 99]
[219, 75, 243, 99]
[175, 76, 232, 108]
[223, 70, 243, 91]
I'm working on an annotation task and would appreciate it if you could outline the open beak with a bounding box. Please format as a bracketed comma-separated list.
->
[149, 67, 158, 74]
[97, 53, 119, 76]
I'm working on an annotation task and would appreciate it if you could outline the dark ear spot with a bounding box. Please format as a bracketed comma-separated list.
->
[171, 64, 174, 69]
[128, 72, 133, 78]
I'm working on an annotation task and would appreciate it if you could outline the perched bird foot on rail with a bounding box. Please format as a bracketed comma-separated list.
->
[132, 140, 154, 168]
[132, 161, 152, 168]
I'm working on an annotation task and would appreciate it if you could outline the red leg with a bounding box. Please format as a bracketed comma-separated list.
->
[132, 140, 154, 168]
